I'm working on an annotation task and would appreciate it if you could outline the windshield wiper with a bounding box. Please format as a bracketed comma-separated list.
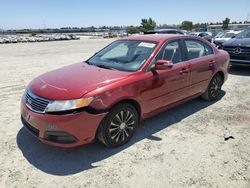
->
[94, 64, 114, 70]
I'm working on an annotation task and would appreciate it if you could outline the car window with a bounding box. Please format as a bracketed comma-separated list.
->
[204, 44, 214, 55]
[102, 43, 128, 59]
[155, 41, 182, 64]
[185, 39, 213, 60]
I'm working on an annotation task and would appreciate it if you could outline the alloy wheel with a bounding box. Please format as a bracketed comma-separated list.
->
[109, 110, 135, 143]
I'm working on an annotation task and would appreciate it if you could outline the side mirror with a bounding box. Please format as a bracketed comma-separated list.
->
[153, 60, 173, 70]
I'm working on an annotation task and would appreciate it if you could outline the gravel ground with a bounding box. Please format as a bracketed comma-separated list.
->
[0, 37, 250, 188]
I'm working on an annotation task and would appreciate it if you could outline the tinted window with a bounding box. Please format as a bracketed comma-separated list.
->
[156, 41, 182, 64]
[185, 39, 213, 60]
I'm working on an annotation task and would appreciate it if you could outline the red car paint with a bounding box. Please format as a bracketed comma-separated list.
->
[21, 34, 229, 148]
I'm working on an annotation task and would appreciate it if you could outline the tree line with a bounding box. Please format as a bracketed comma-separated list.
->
[126, 17, 250, 34]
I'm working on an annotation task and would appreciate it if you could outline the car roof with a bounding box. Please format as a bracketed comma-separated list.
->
[122, 34, 185, 42]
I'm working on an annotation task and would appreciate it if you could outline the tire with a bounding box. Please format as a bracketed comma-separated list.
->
[202, 74, 223, 101]
[97, 103, 139, 147]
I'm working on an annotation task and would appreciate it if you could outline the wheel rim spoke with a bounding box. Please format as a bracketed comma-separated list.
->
[115, 114, 122, 123]
[125, 111, 133, 123]
[109, 126, 120, 133]
[115, 131, 122, 142]
[122, 131, 125, 141]
[127, 121, 135, 126]
[111, 121, 119, 127]
[124, 129, 129, 137]
[111, 129, 121, 139]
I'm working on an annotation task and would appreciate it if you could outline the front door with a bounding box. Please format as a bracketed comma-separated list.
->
[141, 40, 191, 115]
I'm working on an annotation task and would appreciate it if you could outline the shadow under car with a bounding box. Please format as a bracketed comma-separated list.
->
[17, 91, 225, 176]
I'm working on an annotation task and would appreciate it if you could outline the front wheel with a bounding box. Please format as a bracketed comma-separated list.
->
[202, 74, 223, 101]
[97, 103, 139, 147]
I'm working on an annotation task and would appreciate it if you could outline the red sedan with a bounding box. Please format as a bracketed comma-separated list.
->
[21, 34, 230, 148]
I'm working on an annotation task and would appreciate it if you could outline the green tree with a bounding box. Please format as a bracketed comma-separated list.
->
[126, 26, 140, 34]
[222, 17, 230, 30]
[140, 18, 156, 33]
[181, 21, 193, 31]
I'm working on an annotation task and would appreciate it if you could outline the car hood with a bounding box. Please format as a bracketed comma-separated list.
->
[214, 38, 230, 42]
[223, 38, 250, 47]
[29, 62, 132, 100]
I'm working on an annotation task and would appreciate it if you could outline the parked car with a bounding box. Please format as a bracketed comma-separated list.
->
[222, 27, 250, 66]
[198, 32, 213, 43]
[21, 34, 229, 148]
[189, 32, 213, 43]
[214, 30, 242, 49]
[144, 29, 184, 35]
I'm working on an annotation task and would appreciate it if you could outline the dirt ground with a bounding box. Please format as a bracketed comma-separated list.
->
[0, 37, 249, 188]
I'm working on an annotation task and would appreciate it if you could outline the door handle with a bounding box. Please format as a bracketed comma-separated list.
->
[209, 59, 215, 63]
[180, 68, 189, 74]
[209, 63, 215, 69]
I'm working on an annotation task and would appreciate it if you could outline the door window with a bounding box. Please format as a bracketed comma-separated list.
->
[185, 39, 214, 60]
[155, 41, 182, 64]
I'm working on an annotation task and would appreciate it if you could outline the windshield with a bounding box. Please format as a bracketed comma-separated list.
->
[88, 40, 157, 72]
[215, 31, 226, 38]
[236, 28, 250, 38]
[223, 32, 237, 38]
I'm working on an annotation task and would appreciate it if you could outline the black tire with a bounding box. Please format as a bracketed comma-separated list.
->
[97, 103, 139, 147]
[202, 74, 223, 101]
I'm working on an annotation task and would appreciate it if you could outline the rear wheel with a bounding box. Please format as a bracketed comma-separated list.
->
[97, 103, 139, 147]
[202, 74, 223, 101]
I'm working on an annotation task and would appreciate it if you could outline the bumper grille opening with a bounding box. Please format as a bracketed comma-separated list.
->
[44, 131, 76, 144]
[21, 116, 39, 137]
[25, 91, 52, 113]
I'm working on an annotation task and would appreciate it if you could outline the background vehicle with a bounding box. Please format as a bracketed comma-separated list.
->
[214, 30, 242, 49]
[189, 32, 213, 42]
[190, 32, 213, 42]
[144, 29, 184, 34]
[21, 34, 229, 148]
[222, 27, 250, 66]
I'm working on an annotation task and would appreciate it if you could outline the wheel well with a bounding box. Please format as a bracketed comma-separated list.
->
[216, 71, 224, 83]
[112, 99, 141, 120]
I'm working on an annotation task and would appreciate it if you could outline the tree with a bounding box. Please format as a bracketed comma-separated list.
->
[180, 21, 193, 31]
[222, 17, 230, 30]
[139, 18, 156, 33]
[126, 26, 140, 34]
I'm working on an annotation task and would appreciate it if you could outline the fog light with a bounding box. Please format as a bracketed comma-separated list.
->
[44, 131, 76, 144]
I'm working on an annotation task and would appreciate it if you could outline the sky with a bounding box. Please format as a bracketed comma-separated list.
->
[0, 0, 250, 29]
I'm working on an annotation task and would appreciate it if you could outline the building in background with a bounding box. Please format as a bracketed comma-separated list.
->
[208, 23, 250, 35]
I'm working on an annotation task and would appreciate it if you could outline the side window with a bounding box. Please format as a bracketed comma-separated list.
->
[204, 44, 214, 55]
[185, 40, 207, 60]
[155, 41, 182, 64]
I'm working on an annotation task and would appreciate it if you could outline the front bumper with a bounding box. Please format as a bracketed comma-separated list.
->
[21, 99, 107, 148]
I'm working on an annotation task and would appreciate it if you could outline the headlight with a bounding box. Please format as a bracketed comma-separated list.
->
[45, 97, 94, 112]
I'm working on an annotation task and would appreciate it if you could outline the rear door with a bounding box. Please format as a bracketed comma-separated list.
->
[183, 39, 215, 95]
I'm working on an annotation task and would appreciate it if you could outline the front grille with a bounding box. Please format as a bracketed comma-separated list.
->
[223, 46, 250, 55]
[223, 46, 250, 62]
[25, 90, 52, 113]
[21, 116, 39, 137]
[230, 54, 250, 61]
